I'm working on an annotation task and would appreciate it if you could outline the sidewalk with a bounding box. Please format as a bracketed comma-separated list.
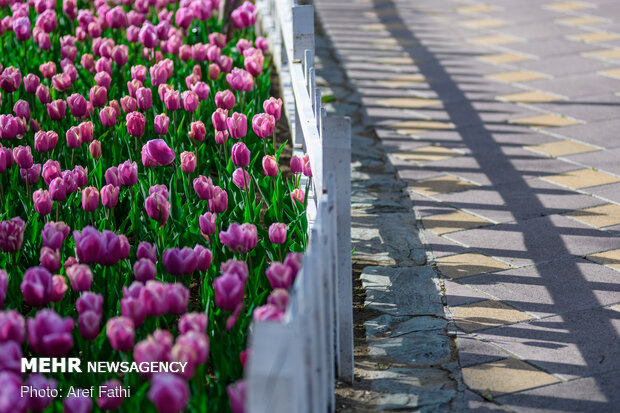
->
[315, 0, 620, 411]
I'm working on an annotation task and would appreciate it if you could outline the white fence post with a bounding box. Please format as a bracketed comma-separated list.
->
[323, 116, 353, 383]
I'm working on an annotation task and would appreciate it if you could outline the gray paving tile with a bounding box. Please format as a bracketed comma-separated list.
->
[550, 118, 620, 149]
[445, 280, 489, 307]
[436, 178, 605, 223]
[517, 54, 618, 78]
[525, 73, 620, 99]
[497, 371, 620, 413]
[507, 37, 599, 59]
[565, 147, 620, 175]
[422, 231, 472, 259]
[535, 93, 620, 123]
[457, 332, 511, 367]
[446, 214, 620, 267]
[476, 307, 620, 380]
[585, 182, 620, 204]
[463, 258, 620, 317]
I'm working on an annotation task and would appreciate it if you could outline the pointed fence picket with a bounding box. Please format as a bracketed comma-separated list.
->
[247, 0, 353, 411]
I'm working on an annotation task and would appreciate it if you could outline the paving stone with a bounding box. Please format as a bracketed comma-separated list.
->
[598, 68, 620, 79]
[436, 253, 512, 279]
[544, 1, 595, 11]
[352, 212, 426, 267]
[496, 371, 620, 413]
[367, 328, 452, 366]
[422, 210, 493, 235]
[525, 73, 620, 98]
[394, 145, 461, 163]
[476, 307, 620, 380]
[444, 280, 490, 307]
[463, 258, 620, 317]
[362, 266, 444, 317]
[510, 113, 581, 128]
[566, 204, 620, 228]
[568, 31, 620, 43]
[421, 230, 472, 259]
[543, 168, 620, 189]
[409, 175, 478, 196]
[366, 314, 447, 339]
[507, 36, 598, 58]
[446, 214, 620, 267]
[457, 333, 512, 368]
[460, 18, 508, 29]
[478, 52, 534, 65]
[550, 118, 620, 148]
[587, 248, 620, 271]
[534, 93, 620, 123]
[462, 358, 560, 396]
[585, 182, 620, 204]
[497, 91, 563, 103]
[367, 368, 457, 410]
[582, 48, 620, 60]
[465, 390, 511, 412]
[436, 177, 603, 223]
[456, 5, 497, 14]
[453, 300, 533, 332]
[516, 53, 618, 77]
[377, 97, 441, 109]
[525, 140, 599, 157]
[556, 16, 607, 26]
[487, 70, 548, 83]
[467, 34, 523, 46]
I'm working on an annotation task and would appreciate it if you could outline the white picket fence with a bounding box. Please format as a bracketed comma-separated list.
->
[247, 0, 353, 412]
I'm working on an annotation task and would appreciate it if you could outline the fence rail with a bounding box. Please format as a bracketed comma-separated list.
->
[247, 0, 353, 411]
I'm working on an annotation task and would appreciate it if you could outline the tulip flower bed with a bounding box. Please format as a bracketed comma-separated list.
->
[0, 0, 314, 411]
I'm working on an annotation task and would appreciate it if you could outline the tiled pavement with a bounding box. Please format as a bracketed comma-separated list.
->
[315, 0, 620, 411]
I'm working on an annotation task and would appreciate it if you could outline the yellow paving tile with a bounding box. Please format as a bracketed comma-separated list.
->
[377, 97, 441, 109]
[373, 37, 418, 46]
[569, 32, 620, 43]
[545, 1, 594, 11]
[379, 73, 426, 88]
[361, 22, 409, 31]
[510, 114, 580, 128]
[487, 70, 546, 83]
[394, 145, 460, 163]
[525, 140, 599, 157]
[467, 34, 521, 46]
[460, 18, 507, 29]
[497, 91, 562, 103]
[456, 5, 496, 14]
[555, 16, 605, 26]
[374, 56, 416, 65]
[409, 175, 477, 196]
[422, 210, 491, 235]
[478, 53, 533, 64]
[587, 249, 620, 270]
[567, 204, 620, 228]
[583, 49, 620, 61]
[437, 253, 511, 278]
[463, 358, 560, 396]
[392, 120, 454, 135]
[599, 68, 620, 79]
[543, 169, 620, 189]
[453, 300, 533, 332]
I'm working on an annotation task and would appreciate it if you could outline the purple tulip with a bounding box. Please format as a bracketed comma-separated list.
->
[13, 145, 33, 169]
[121, 284, 147, 327]
[268, 289, 290, 312]
[49, 177, 66, 202]
[106, 316, 134, 352]
[73, 226, 104, 264]
[101, 184, 119, 208]
[179, 312, 207, 335]
[0, 148, 14, 173]
[0, 310, 25, 343]
[136, 87, 153, 111]
[143, 139, 175, 166]
[81, 186, 99, 212]
[232, 168, 250, 190]
[119, 160, 138, 186]
[134, 258, 156, 282]
[253, 303, 284, 322]
[164, 89, 180, 111]
[0, 270, 7, 308]
[221, 259, 249, 283]
[89, 85, 107, 107]
[145, 191, 170, 227]
[266, 262, 294, 290]
[126, 111, 146, 137]
[21, 266, 53, 307]
[164, 283, 189, 315]
[0, 217, 25, 254]
[170, 331, 208, 379]
[133, 332, 171, 377]
[285, 252, 303, 279]
[27, 309, 73, 356]
[77, 311, 101, 341]
[215, 90, 235, 110]
[148, 373, 190, 413]
[189, 120, 206, 143]
[180, 152, 196, 174]
[27, 374, 57, 412]
[252, 113, 275, 139]
[213, 272, 244, 312]
[97, 379, 125, 410]
[76, 292, 103, 316]
[0, 372, 28, 413]
[66, 264, 93, 292]
[41, 221, 69, 251]
[24, 73, 40, 94]
[211, 108, 228, 131]
[199, 212, 217, 236]
[99, 105, 116, 127]
[64, 392, 92, 413]
[137, 242, 157, 262]
[141, 280, 168, 317]
[194, 245, 213, 271]
[193, 175, 214, 200]
[290, 155, 302, 174]
[39, 246, 61, 272]
[226, 67, 253, 92]
[209, 186, 228, 213]
[269, 223, 288, 244]
[67, 93, 87, 118]
[154, 113, 169, 135]
[163, 247, 197, 276]
[227, 112, 248, 140]
[0, 341, 22, 374]
[13, 100, 30, 120]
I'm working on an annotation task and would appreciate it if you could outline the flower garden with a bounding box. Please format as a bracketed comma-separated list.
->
[0, 0, 313, 411]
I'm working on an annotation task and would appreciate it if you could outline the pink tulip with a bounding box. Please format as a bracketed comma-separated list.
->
[253, 303, 284, 322]
[252, 113, 275, 139]
[136, 87, 153, 111]
[20, 164, 42, 185]
[154, 113, 169, 135]
[209, 187, 228, 213]
[67, 93, 87, 118]
[99, 105, 117, 127]
[131, 65, 147, 82]
[227, 112, 247, 139]
[121, 95, 137, 113]
[232, 168, 250, 190]
[137, 242, 157, 263]
[81, 187, 99, 212]
[262, 155, 278, 177]
[21, 266, 53, 307]
[226, 67, 253, 92]
[290, 155, 302, 174]
[33, 189, 53, 216]
[213, 273, 244, 312]
[101, 184, 119, 208]
[112, 45, 129, 66]
[145, 191, 170, 227]
[291, 188, 305, 206]
[231, 142, 250, 167]
[194, 244, 213, 271]
[119, 160, 138, 186]
[148, 373, 190, 413]
[162, 247, 197, 276]
[46, 99, 66, 120]
[181, 90, 199, 112]
[209, 63, 221, 80]
[41, 221, 69, 251]
[50, 275, 68, 302]
[268, 289, 290, 312]
[192, 81, 210, 101]
[193, 175, 215, 200]
[215, 90, 235, 110]
[212, 108, 228, 131]
[66, 264, 93, 292]
[164, 89, 180, 111]
[134, 258, 156, 282]
[165, 283, 190, 314]
[106, 316, 134, 352]
[90, 140, 102, 159]
[127, 111, 146, 137]
[13, 145, 33, 169]
[40, 62, 57, 79]
[263, 97, 283, 120]
[199, 212, 217, 236]
[13, 99, 29, 120]
[227, 380, 247, 413]
[141, 280, 168, 316]
[268, 223, 288, 244]
[302, 153, 312, 177]
[179, 312, 208, 334]
[256, 36, 268, 52]
[189, 120, 206, 143]
[143, 139, 175, 166]
[49, 177, 66, 202]
[36, 84, 51, 104]
[95, 71, 111, 89]
[89, 85, 107, 107]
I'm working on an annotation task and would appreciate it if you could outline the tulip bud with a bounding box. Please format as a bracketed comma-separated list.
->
[199, 212, 217, 236]
[66, 264, 93, 292]
[106, 317, 135, 352]
[33, 189, 53, 216]
[148, 373, 190, 413]
[49, 177, 66, 202]
[290, 155, 302, 174]
[180, 152, 196, 174]
[227, 112, 247, 140]
[189, 121, 206, 142]
[81, 187, 99, 212]
[231, 142, 250, 168]
[154, 113, 169, 135]
[89, 140, 102, 159]
[134, 258, 156, 282]
[268, 223, 288, 244]
[99, 106, 117, 127]
[232, 168, 250, 190]
[209, 187, 228, 213]
[126, 111, 146, 137]
[101, 184, 119, 208]
[262, 155, 278, 177]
